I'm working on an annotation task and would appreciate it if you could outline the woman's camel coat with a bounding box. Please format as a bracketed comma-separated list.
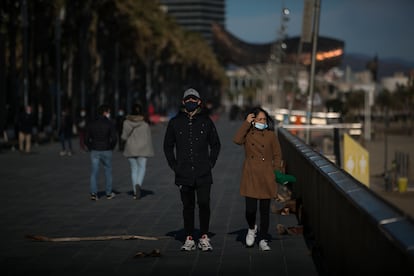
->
[233, 121, 283, 199]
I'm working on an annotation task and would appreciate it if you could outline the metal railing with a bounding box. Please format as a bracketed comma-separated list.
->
[277, 127, 414, 275]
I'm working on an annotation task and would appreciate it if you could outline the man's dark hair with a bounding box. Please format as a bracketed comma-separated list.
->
[97, 104, 111, 115]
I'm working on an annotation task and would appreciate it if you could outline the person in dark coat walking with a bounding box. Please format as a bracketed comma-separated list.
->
[85, 104, 118, 200]
[163, 88, 221, 252]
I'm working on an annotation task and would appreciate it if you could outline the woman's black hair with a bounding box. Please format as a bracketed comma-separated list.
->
[131, 103, 143, 116]
[248, 106, 275, 131]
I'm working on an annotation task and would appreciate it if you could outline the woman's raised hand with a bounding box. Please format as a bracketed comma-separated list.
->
[246, 113, 255, 124]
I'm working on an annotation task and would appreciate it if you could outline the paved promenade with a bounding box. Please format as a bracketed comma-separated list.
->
[0, 116, 318, 276]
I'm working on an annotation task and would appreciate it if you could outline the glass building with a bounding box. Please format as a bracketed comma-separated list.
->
[159, 0, 225, 45]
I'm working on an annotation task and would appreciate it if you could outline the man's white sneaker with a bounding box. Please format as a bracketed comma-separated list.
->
[198, 234, 213, 251]
[246, 225, 257, 247]
[259, 239, 271, 251]
[181, 236, 196, 251]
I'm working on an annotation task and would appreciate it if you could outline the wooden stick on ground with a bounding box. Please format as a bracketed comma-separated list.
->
[25, 234, 170, 242]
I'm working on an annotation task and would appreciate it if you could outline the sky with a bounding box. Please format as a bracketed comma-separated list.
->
[226, 0, 414, 64]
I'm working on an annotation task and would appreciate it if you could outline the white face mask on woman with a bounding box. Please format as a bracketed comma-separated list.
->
[254, 122, 268, 130]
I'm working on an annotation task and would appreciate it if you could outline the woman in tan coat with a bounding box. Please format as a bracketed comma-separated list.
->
[233, 107, 283, 251]
[121, 103, 154, 199]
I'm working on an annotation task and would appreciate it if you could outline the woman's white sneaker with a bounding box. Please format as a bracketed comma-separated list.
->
[246, 225, 257, 247]
[198, 234, 213, 251]
[181, 236, 196, 251]
[259, 239, 271, 251]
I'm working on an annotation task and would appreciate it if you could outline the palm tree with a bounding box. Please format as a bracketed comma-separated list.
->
[2, 0, 227, 130]
[343, 90, 365, 121]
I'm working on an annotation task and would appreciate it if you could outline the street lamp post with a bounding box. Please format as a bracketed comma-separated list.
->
[288, 0, 313, 122]
[305, 0, 321, 144]
[266, 4, 289, 110]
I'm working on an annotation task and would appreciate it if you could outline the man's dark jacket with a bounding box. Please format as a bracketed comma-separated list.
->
[85, 115, 117, 151]
[163, 109, 221, 187]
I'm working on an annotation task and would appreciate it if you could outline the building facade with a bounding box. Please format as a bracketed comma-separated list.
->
[159, 0, 225, 45]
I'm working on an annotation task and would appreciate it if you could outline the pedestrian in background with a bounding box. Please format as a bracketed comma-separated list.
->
[76, 108, 88, 152]
[233, 106, 283, 251]
[85, 104, 118, 200]
[58, 108, 74, 156]
[116, 108, 126, 151]
[163, 88, 221, 252]
[17, 105, 34, 154]
[121, 103, 154, 200]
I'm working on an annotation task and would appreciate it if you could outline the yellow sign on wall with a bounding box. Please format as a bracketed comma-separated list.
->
[343, 133, 370, 187]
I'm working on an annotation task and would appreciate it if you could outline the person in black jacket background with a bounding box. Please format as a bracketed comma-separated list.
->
[58, 107, 74, 156]
[85, 104, 118, 200]
[17, 105, 35, 154]
[163, 88, 221, 252]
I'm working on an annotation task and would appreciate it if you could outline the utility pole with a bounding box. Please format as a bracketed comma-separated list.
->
[288, 0, 314, 122]
[266, 3, 289, 111]
[305, 0, 321, 144]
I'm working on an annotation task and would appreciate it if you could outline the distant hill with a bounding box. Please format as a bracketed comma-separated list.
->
[340, 53, 414, 78]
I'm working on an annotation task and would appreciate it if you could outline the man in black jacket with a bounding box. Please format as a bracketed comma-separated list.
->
[163, 88, 221, 252]
[85, 104, 118, 200]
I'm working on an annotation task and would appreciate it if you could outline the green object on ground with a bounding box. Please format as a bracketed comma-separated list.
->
[275, 170, 296, 185]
